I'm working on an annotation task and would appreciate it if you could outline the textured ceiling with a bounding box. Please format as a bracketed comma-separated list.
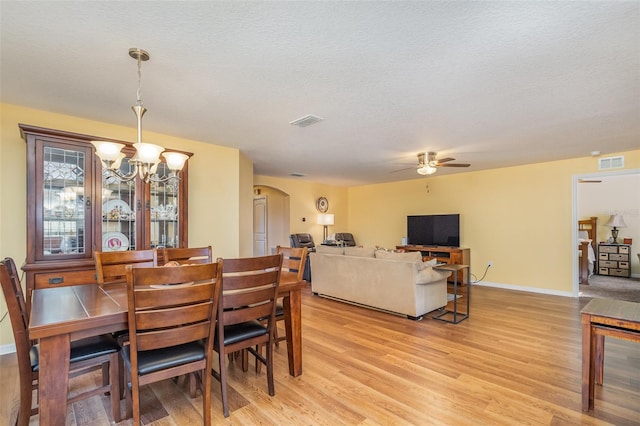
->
[1, 1, 638, 186]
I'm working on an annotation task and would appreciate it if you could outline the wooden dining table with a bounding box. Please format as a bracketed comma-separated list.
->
[29, 273, 306, 426]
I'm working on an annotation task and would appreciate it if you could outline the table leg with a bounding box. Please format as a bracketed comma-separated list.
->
[595, 333, 605, 385]
[38, 333, 71, 426]
[283, 288, 303, 377]
[581, 314, 596, 411]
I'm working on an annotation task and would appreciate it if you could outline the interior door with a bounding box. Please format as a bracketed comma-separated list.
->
[253, 196, 267, 256]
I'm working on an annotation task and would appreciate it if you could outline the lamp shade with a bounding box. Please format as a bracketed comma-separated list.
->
[605, 214, 627, 228]
[91, 141, 125, 162]
[163, 152, 189, 171]
[318, 213, 334, 226]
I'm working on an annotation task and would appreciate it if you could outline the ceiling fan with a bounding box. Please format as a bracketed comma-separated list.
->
[415, 152, 470, 175]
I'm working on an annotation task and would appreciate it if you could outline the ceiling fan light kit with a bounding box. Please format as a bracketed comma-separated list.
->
[413, 152, 471, 175]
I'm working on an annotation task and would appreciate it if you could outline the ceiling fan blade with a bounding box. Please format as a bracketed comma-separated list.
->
[435, 157, 456, 164]
[390, 166, 417, 173]
[438, 163, 470, 167]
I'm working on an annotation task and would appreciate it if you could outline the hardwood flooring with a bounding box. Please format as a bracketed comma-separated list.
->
[1, 285, 639, 425]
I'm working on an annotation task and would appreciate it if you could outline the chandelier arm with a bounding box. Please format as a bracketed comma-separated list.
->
[146, 172, 181, 184]
[103, 164, 140, 182]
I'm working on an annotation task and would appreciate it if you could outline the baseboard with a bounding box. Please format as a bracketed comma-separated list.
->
[0, 343, 16, 355]
[473, 281, 575, 298]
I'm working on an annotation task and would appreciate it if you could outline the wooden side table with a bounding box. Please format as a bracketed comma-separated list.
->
[581, 298, 640, 411]
[433, 264, 470, 324]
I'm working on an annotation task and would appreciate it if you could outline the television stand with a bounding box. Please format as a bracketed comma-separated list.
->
[396, 245, 470, 284]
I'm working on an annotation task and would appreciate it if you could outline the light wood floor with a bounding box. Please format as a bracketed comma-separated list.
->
[1, 285, 639, 425]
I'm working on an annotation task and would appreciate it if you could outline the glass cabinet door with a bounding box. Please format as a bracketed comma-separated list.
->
[99, 157, 141, 252]
[37, 142, 93, 261]
[148, 162, 180, 249]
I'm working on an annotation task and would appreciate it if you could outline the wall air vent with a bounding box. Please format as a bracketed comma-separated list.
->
[290, 114, 324, 127]
[598, 156, 624, 170]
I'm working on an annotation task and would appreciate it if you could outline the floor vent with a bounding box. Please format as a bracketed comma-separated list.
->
[599, 156, 624, 170]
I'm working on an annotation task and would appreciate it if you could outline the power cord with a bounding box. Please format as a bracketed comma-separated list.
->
[471, 263, 491, 284]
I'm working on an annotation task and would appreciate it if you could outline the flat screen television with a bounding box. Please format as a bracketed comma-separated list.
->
[407, 214, 460, 247]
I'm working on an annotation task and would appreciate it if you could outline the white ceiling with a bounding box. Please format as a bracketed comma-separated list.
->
[1, 1, 638, 186]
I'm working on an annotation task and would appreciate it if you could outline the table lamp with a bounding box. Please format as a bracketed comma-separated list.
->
[604, 214, 626, 244]
[318, 214, 334, 241]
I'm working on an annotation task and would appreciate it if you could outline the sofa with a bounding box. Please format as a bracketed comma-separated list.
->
[310, 246, 451, 320]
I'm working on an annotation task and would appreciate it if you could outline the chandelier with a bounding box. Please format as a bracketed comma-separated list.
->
[92, 48, 188, 183]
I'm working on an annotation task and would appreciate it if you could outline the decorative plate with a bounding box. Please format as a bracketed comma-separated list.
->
[316, 196, 329, 213]
[102, 232, 129, 252]
[103, 199, 132, 220]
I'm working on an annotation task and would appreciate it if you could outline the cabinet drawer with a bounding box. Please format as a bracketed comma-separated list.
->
[598, 267, 610, 275]
[610, 254, 628, 261]
[599, 245, 618, 253]
[618, 262, 630, 269]
[34, 269, 98, 289]
[619, 246, 630, 254]
[598, 253, 609, 261]
[609, 269, 630, 277]
[599, 260, 618, 268]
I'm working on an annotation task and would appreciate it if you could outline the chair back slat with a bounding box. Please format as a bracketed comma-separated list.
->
[136, 321, 212, 352]
[276, 246, 308, 282]
[136, 301, 212, 330]
[163, 246, 213, 265]
[95, 249, 158, 285]
[222, 269, 280, 291]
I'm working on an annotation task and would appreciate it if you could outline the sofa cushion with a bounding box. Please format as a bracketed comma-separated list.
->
[344, 246, 376, 258]
[375, 250, 422, 262]
[316, 245, 344, 255]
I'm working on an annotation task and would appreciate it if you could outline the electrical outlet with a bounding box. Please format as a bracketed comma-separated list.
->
[488, 261, 493, 267]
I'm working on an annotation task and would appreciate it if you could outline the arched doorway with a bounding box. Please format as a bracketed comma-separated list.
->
[253, 186, 290, 256]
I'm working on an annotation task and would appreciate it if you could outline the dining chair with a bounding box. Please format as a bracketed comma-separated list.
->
[94, 249, 158, 286]
[123, 261, 222, 426]
[213, 254, 283, 417]
[0, 257, 121, 426]
[273, 246, 307, 346]
[162, 246, 213, 265]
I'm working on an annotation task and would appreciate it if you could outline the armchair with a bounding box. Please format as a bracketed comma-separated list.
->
[289, 233, 314, 281]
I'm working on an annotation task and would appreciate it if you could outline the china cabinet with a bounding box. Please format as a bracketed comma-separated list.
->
[20, 124, 191, 306]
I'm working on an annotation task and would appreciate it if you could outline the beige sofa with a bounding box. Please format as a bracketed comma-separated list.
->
[310, 246, 451, 320]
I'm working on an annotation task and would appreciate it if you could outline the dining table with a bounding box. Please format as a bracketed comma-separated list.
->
[29, 272, 306, 426]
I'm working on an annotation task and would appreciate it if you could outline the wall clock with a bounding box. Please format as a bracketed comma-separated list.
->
[316, 197, 329, 213]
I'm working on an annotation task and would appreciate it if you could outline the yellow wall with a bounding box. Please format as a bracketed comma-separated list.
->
[253, 176, 349, 245]
[0, 103, 245, 347]
[348, 153, 640, 293]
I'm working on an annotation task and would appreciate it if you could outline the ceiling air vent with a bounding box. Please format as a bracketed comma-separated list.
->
[290, 114, 324, 127]
[599, 156, 624, 170]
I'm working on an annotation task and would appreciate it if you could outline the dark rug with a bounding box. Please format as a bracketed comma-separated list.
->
[579, 274, 640, 303]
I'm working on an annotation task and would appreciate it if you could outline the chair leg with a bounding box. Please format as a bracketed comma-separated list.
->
[16, 374, 33, 426]
[266, 337, 275, 396]
[202, 368, 212, 426]
[217, 350, 230, 418]
[109, 353, 122, 423]
[124, 370, 133, 423]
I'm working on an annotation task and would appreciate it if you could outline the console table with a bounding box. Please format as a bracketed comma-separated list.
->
[397, 245, 470, 284]
[433, 264, 470, 324]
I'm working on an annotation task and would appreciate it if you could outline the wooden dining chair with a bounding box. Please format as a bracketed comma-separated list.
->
[163, 246, 213, 265]
[213, 254, 283, 417]
[123, 261, 222, 426]
[0, 257, 121, 426]
[94, 249, 158, 286]
[273, 246, 307, 346]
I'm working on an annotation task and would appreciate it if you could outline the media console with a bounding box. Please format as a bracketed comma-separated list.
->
[396, 245, 471, 284]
